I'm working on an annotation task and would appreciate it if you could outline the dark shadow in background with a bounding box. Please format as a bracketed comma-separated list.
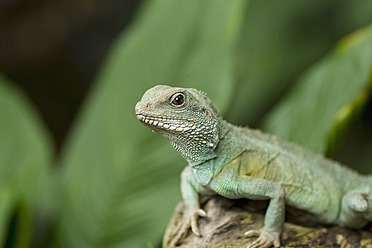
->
[0, 0, 142, 151]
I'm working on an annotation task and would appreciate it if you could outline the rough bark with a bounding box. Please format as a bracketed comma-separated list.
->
[163, 196, 372, 248]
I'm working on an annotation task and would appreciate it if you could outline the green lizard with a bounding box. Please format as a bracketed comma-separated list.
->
[135, 85, 372, 248]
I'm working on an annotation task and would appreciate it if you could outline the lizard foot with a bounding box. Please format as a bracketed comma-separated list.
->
[245, 228, 280, 248]
[168, 208, 207, 248]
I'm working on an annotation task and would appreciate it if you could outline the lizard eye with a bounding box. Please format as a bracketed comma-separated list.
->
[170, 93, 185, 107]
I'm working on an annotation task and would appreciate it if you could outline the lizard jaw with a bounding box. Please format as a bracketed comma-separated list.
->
[136, 114, 195, 132]
[136, 113, 217, 150]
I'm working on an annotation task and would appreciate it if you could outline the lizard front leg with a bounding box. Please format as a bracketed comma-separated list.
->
[168, 166, 211, 248]
[239, 177, 285, 248]
[211, 175, 285, 248]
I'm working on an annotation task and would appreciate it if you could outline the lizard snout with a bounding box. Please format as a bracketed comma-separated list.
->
[135, 100, 150, 115]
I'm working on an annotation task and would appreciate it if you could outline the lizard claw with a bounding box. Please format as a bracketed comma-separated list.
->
[245, 228, 280, 248]
[191, 209, 207, 236]
[168, 208, 207, 247]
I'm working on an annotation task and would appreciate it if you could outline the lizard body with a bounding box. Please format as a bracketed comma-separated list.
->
[135, 85, 372, 248]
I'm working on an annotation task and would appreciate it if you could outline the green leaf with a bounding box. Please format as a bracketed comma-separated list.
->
[0, 186, 15, 247]
[0, 74, 53, 247]
[225, 0, 372, 125]
[262, 24, 372, 154]
[326, 69, 372, 155]
[55, 0, 247, 247]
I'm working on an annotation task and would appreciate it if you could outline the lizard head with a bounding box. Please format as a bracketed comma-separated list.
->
[135, 85, 221, 165]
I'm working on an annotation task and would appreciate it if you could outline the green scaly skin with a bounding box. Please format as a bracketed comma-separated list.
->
[135, 85, 372, 248]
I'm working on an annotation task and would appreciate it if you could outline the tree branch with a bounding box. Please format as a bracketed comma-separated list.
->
[163, 196, 372, 247]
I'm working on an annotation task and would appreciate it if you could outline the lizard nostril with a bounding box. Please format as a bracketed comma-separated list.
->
[146, 103, 150, 108]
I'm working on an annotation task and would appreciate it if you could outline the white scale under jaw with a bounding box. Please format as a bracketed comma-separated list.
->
[138, 114, 217, 150]
[137, 114, 196, 132]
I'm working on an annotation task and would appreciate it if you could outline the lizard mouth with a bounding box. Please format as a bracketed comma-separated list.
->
[136, 114, 195, 132]
[136, 114, 163, 127]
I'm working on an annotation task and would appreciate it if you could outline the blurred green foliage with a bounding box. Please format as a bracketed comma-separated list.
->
[263, 24, 372, 154]
[0, 75, 54, 248]
[0, 0, 372, 247]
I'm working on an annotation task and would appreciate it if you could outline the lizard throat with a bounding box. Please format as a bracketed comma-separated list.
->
[137, 114, 220, 165]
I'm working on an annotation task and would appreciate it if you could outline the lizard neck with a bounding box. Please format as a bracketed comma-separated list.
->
[189, 120, 242, 186]
[160, 118, 229, 166]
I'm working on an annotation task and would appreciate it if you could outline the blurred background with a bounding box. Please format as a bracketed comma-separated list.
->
[0, 0, 142, 151]
[1, 0, 371, 152]
[0, 0, 372, 247]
